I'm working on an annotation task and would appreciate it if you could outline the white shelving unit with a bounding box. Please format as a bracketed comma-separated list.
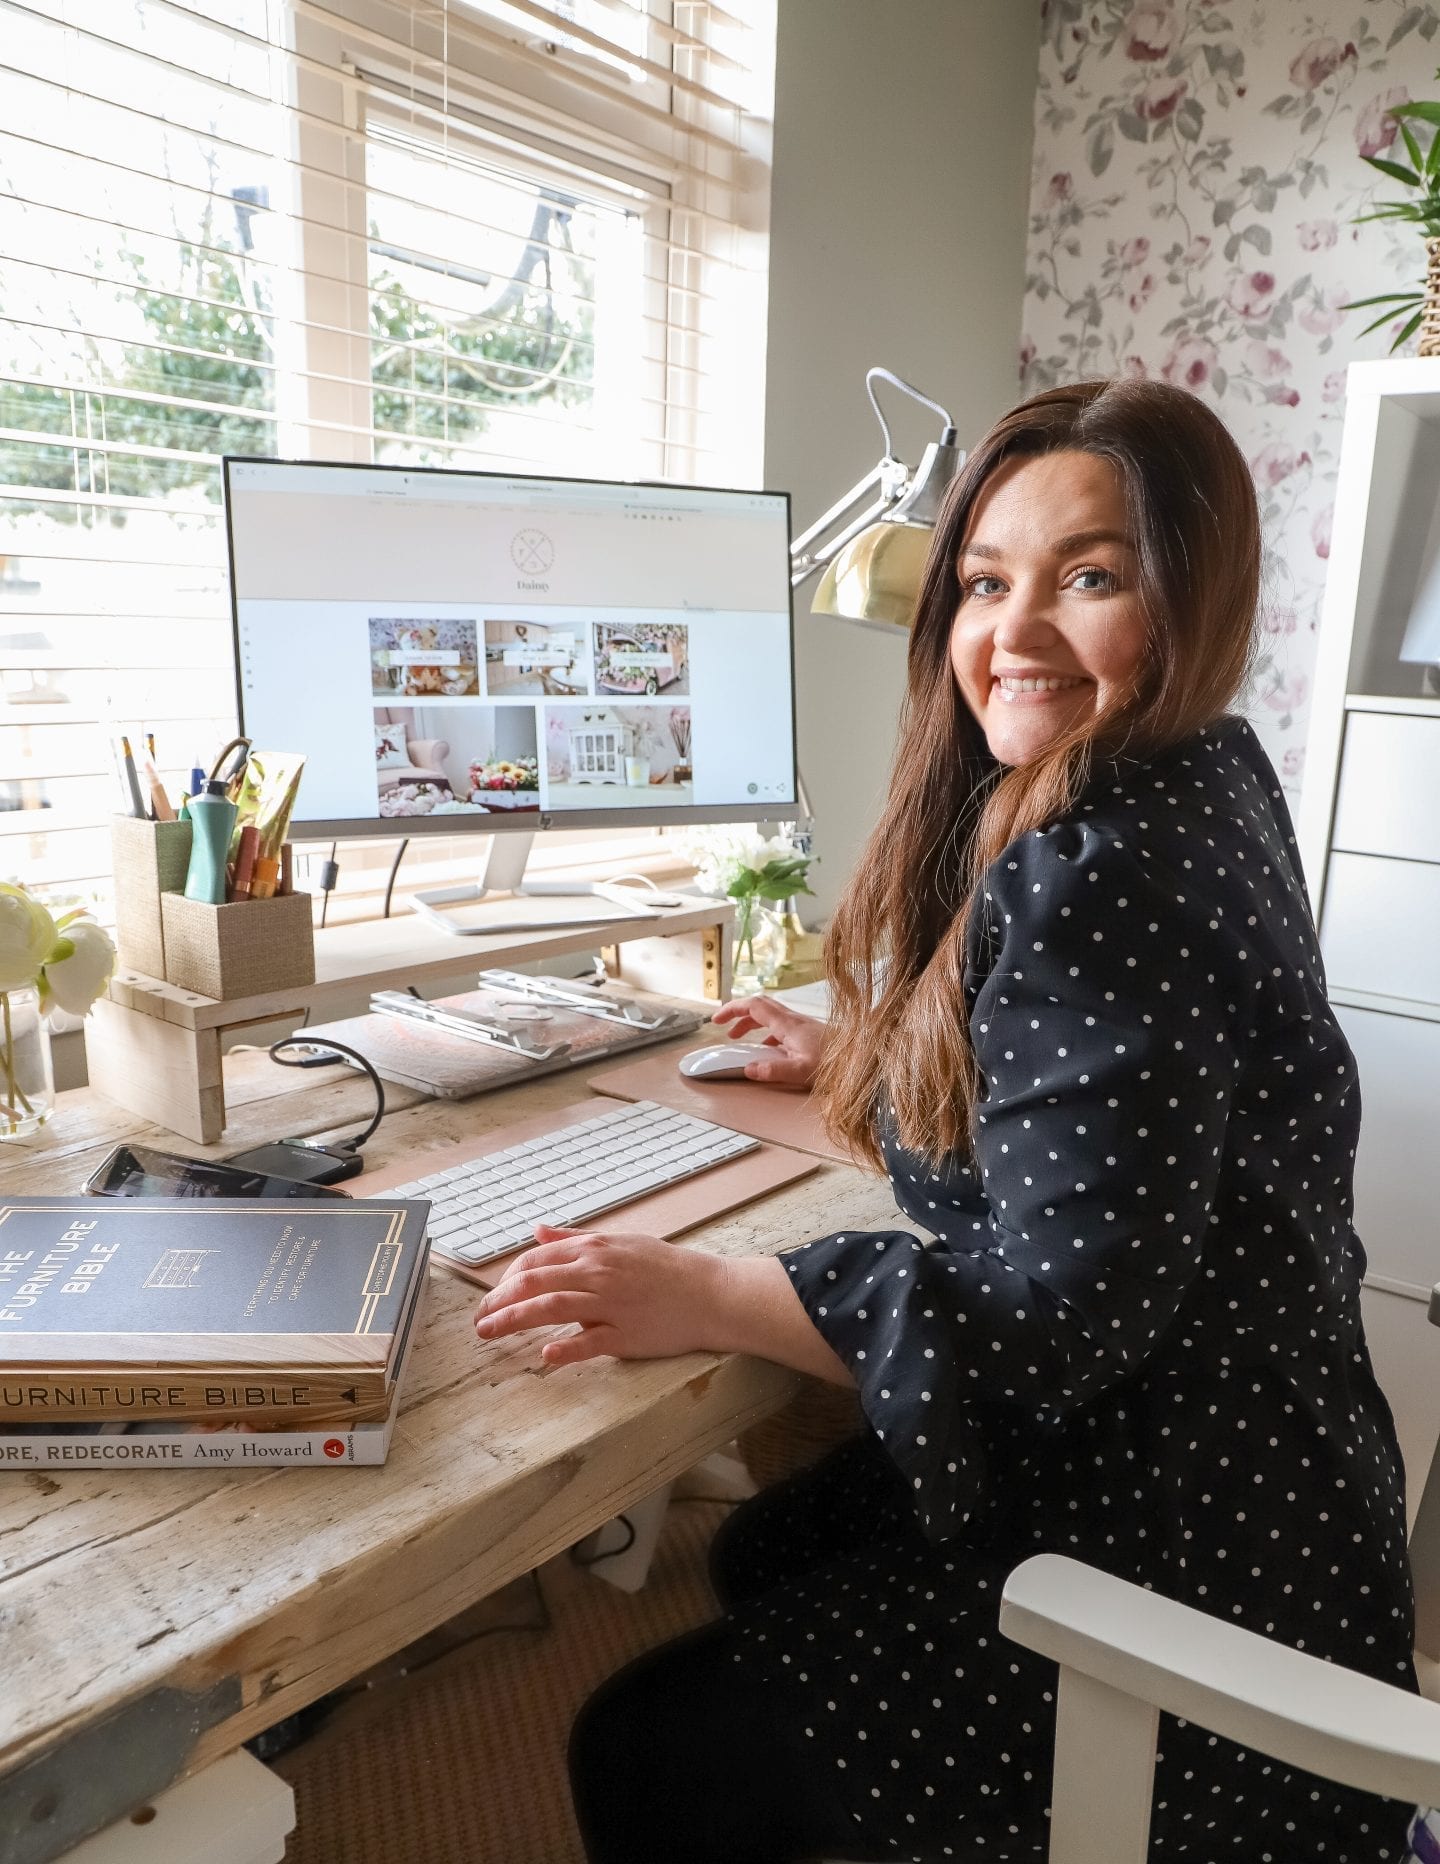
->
[1299, 358, 1440, 1309]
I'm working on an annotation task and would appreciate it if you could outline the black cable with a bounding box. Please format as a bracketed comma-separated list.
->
[382, 835, 410, 919]
[570, 1513, 637, 1567]
[318, 838, 338, 928]
[265, 1035, 386, 1150]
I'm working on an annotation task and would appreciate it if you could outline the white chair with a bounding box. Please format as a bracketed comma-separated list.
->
[999, 1287, 1440, 1864]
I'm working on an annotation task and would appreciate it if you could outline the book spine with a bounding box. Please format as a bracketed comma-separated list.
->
[0, 1424, 391, 1468]
[0, 1372, 391, 1426]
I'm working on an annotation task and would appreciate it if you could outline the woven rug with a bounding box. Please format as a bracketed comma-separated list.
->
[273, 1498, 732, 1864]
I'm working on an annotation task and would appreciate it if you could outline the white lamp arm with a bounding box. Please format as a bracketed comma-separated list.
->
[1000, 1554, 1440, 1808]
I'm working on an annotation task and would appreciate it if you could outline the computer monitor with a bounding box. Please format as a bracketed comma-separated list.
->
[224, 459, 797, 930]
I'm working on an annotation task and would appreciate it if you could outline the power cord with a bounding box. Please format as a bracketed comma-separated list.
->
[265, 1035, 386, 1151]
[317, 839, 339, 927]
[382, 835, 410, 918]
[570, 1513, 637, 1567]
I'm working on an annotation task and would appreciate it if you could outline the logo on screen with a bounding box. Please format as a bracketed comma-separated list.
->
[511, 529, 555, 574]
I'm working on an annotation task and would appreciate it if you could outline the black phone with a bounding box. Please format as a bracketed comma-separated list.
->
[84, 1143, 349, 1200]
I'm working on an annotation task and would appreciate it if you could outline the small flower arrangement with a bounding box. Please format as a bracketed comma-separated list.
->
[0, 884, 116, 1136]
[472, 757, 539, 792]
[678, 827, 813, 984]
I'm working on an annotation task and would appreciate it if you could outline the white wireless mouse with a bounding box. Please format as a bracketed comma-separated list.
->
[678, 1043, 761, 1080]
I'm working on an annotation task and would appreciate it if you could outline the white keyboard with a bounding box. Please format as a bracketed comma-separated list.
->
[385, 1100, 760, 1267]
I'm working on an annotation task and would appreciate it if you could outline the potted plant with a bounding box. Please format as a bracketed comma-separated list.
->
[1346, 79, 1440, 352]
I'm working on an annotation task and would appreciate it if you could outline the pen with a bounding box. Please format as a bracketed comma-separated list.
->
[118, 735, 146, 819]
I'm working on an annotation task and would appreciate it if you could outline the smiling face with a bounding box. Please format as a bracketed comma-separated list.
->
[948, 449, 1150, 768]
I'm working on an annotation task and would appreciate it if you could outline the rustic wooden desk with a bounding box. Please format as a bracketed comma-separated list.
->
[0, 1027, 895, 1864]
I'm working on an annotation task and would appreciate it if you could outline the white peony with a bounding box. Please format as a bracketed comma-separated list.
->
[0, 884, 59, 994]
[677, 826, 802, 899]
[42, 917, 116, 1018]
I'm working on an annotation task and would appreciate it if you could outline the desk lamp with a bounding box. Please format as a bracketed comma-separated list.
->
[788, 367, 966, 631]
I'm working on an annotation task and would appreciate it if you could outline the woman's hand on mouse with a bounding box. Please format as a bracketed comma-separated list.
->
[711, 994, 825, 1089]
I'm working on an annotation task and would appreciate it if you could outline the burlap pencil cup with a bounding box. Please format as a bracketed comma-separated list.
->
[159, 891, 315, 1001]
[111, 815, 194, 978]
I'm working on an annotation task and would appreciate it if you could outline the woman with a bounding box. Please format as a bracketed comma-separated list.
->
[473, 380, 1415, 1862]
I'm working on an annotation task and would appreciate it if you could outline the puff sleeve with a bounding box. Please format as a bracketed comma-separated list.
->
[782, 818, 1251, 1540]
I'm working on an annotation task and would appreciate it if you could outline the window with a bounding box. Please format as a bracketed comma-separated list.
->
[0, 0, 775, 911]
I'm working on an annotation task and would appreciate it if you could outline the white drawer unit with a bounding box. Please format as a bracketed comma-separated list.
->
[1321, 852, 1440, 1007]
[1298, 359, 1440, 1312]
[1338, 1004, 1440, 1298]
[1332, 710, 1440, 866]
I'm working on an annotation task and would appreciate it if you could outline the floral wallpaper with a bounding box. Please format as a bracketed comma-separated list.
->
[1021, 0, 1440, 790]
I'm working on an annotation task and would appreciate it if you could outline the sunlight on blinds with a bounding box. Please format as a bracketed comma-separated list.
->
[0, 0, 775, 908]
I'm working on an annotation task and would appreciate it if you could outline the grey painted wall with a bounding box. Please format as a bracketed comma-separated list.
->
[765, 0, 1040, 918]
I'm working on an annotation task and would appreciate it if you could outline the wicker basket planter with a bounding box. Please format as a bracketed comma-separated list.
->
[1421, 237, 1440, 357]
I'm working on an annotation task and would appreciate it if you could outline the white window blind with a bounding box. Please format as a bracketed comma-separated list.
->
[0, 0, 776, 909]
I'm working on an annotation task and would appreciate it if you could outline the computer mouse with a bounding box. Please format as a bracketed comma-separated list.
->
[677, 1043, 762, 1080]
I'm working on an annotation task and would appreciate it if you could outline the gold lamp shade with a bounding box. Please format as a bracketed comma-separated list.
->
[811, 518, 933, 631]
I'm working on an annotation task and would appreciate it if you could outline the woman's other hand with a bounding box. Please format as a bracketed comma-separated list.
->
[473, 1224, 730, 1367]
[710, 995, 825, 1089]
[473, 1224, 854, 1386]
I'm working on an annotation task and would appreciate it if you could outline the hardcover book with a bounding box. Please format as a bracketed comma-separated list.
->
[0, 1197, 429, 1424]
[0, 1278, 428, 1468]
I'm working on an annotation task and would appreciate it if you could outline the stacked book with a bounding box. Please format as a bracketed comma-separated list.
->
[0, 1196, 429, 1468]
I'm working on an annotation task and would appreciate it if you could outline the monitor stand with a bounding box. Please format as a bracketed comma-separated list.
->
[409, 830, 667, 938]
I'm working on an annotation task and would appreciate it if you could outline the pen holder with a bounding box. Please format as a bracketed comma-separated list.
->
[111, 815, 193, 978]
[159, 891, 316, 1001]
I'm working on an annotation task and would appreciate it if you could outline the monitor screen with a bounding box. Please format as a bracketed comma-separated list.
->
[225, 460, 796, 839]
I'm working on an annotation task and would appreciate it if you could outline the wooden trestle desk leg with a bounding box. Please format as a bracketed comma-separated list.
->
[86, 996, 226, 1145]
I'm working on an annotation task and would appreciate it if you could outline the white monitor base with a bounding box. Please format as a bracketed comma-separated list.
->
[409, 829, 669, 937]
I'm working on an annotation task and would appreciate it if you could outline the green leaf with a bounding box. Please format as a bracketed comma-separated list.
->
[1363, 154, 1422, 186]
[1357, 301, 1423, 336]
[1398, 118, 1426, 173]
[45, 939, 75, 965]
[1392, 100, 1440, 124]
[1341, 290, 1428, 307]
[1392, 307, 1424, 348]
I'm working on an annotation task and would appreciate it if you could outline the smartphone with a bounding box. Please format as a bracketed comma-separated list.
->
[85, 1143, 348, 1200]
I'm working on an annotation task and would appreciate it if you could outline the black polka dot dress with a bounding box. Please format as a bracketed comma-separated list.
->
[748, 718, 1415, 1861]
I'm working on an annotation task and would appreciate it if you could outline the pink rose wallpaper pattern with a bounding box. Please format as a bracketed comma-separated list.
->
[1022, 0, 1440, 790]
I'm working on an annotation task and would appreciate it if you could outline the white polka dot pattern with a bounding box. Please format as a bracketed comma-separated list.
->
[753, 718, 1415, 1860]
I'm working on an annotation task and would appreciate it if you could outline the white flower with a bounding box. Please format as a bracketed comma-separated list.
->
[42, 918, 116, 1017]
[677, 826, 802, 898]
[0, 885, 59, 994]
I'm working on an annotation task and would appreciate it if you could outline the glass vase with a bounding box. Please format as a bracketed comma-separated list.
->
[0, 985, 54, 1139]
[731, 896, 784, 997]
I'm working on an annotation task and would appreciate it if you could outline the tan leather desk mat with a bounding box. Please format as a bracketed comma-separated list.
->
[355, 1095, 820, 1289]
[585, 1050, 849, 1164]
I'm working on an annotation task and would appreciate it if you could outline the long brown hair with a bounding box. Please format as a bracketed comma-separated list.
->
[814, 378, 1260, 1171]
